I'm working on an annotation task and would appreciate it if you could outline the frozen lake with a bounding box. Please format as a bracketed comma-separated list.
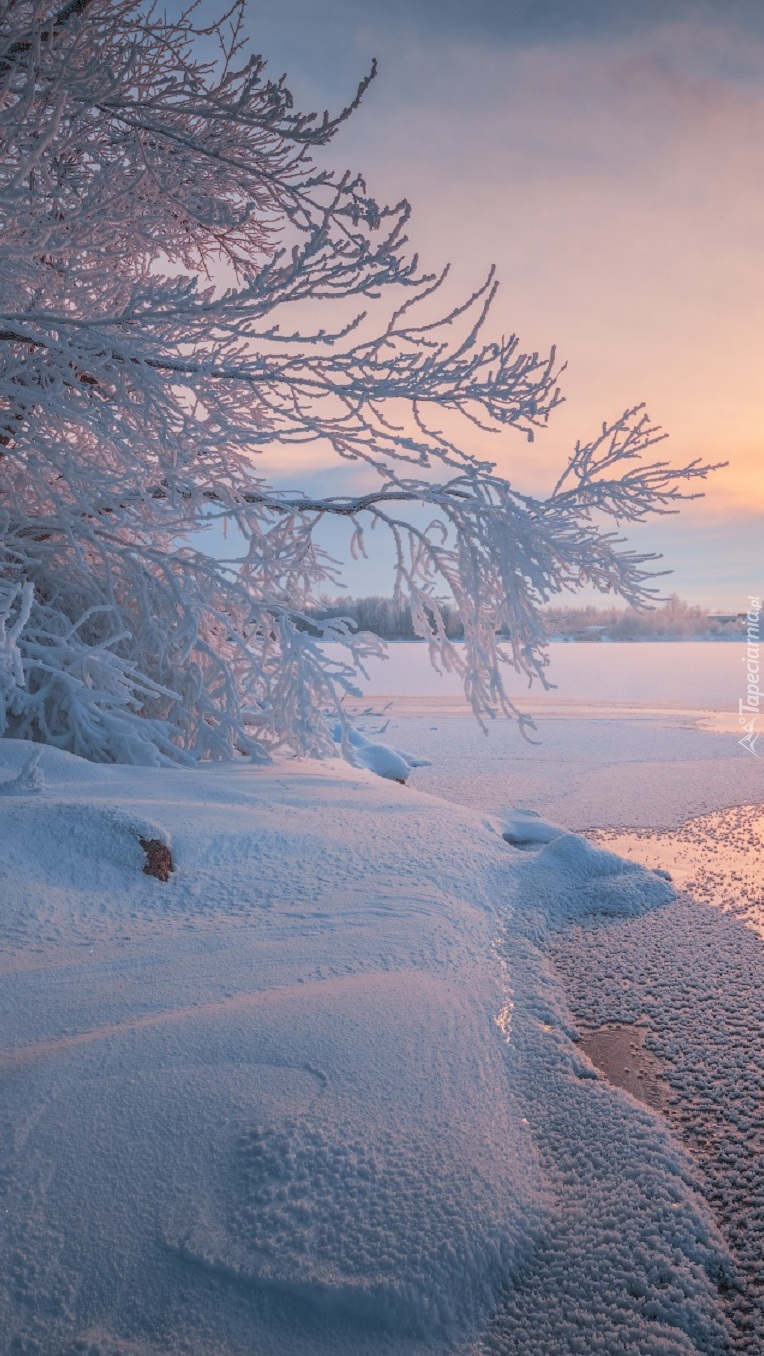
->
[333, 641, 744, 712]
[335, 640, 763, 833]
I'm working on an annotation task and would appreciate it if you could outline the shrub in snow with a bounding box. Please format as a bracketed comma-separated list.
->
[0, 1, 719, 763]
[139, 837, 173, 882]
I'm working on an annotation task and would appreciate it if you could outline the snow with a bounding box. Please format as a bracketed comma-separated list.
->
[368, 707, 764, 831]
[330, 720, 429, 782]
[2, 742, 538, 1352]
[0, 746, 43, 795]
[0, 736, 741, 1353]
[551, 883, 764, 1346]
[501, 808, 565, 848]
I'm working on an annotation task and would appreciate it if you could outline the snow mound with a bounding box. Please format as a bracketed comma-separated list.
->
[331, 720, 430, 781]
[506, 819, 676, 941]
[1, 741, 542, 1354]
[353, 739, 411, 782]
[0, 746, 44, 794]
[501, 808, 564, 849]
[171, 1110, 531, 1334]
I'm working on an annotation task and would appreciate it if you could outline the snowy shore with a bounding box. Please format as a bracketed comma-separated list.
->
[552, 854, 764, 1351]
[1, 730, 749, 1354]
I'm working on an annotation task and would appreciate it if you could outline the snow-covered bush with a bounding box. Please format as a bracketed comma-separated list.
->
[0, 0, 718, 762]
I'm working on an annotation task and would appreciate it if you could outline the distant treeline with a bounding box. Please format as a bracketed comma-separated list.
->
[543, 595, 743, 641]
[309, 594, 464, 638]
[308, 593, 744, 641]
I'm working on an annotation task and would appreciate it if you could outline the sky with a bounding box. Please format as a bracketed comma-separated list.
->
[240, 0, 764, 608]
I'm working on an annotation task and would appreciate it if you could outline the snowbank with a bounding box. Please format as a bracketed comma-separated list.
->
[331, 719, 430, 782]
[0, 740, 735, 1354]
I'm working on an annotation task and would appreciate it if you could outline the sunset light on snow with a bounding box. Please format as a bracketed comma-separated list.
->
[5, 6, 764, 1354]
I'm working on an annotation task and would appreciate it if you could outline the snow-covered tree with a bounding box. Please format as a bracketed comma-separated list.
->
[0, 0, 718, 763]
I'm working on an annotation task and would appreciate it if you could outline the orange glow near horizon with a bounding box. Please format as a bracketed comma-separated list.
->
[245, 7, 764, 604]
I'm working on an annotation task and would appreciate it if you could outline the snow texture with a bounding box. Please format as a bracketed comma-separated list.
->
[331, 720, 430, 781]
[378, 707, 764, 830]
[0, 737, 739, 1354]
[551, 879, 764, 1350]
[0, 746, 43, 795]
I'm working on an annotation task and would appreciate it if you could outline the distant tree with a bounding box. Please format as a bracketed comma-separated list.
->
[544, 595, 715, 641]
[0, 0, 719, 762]
[311, 594, 464, 640]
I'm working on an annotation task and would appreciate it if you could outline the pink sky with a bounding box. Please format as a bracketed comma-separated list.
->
[246, 1, 764, 607]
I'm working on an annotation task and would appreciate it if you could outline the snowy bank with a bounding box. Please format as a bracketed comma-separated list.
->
[0, 741, 736, 1354]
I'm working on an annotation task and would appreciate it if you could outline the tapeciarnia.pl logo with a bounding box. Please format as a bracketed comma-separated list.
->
[739, 596, 761, 756]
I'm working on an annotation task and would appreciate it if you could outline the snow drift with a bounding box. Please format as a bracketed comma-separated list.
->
[0, 740, 735, 1354]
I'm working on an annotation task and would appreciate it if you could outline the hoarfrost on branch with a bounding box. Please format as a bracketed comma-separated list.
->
[0, 0, 720, 762]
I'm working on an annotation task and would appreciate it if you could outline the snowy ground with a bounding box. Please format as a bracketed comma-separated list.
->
[1, 698, 761, 1353]
[364, 702, 762, 1353]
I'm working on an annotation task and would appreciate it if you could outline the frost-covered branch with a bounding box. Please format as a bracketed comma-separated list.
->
[0, 0, 720, 763]
[551, 407, 725, 519]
